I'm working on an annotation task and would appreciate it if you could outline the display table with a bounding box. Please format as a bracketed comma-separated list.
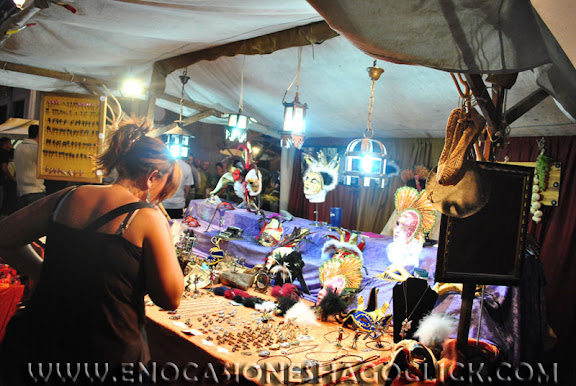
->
[146, 289, 392, 385]
[173, 199, 546, 365]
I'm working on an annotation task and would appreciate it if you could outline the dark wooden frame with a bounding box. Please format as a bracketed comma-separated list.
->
[38, 92, 107, 183]
[435, 162, 533, 286]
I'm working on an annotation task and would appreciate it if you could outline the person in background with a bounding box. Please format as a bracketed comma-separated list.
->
[0, 116, 184, 384]
[0, 137, 15, 216]
[162, 157, 193, 219]
[195, 159, 210, 198]
[13, 125, 45, 209]
[186, 154, 201, 202]
[3, 149, 18, 215]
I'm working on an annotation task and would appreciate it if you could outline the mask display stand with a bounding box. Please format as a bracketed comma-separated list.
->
[310, 202, 324, 226]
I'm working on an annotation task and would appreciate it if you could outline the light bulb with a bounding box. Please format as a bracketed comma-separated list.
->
[169, 145, 181, 158]
[121, 79, 144, 97]
[361, 156, 373, 173]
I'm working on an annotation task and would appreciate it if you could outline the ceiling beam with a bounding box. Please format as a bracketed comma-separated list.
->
[0, 61, 110, 88]
[504, 88, 549, 125]
[150, 21, 338, 95]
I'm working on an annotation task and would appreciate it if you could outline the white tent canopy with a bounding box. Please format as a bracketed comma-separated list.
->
[0, 0, 574, 139]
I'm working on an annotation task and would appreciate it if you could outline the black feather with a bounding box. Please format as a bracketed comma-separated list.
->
[276, 296, 298, 316]
[318, 287, 348, 321]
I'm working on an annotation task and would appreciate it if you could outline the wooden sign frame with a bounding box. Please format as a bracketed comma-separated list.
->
[435, 162, 533, 286]
[38, 92, 107, 183]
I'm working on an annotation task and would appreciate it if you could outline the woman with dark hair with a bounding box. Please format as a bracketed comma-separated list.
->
[0, 116, 184, 384]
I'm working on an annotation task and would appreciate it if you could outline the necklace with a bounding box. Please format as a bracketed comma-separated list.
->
[400, 281, 429, 339]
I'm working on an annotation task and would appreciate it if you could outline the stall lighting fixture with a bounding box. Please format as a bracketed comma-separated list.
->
[226, 56, 250, 143]
[13, 0, 25, 9]
[281, 47, 307, 149]
[162, 69, 193, 158]
[344, 61, 388, 188]
[121, 78, 145, 97]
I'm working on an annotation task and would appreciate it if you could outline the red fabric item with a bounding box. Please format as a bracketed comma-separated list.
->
[223, 289, 250, 299]
[270, 285, 282, 298]
[497, 136, 576, 363]
[288, 149, 359, 230]
[0, 284, 25, 343]
[271, 283, 299, 298]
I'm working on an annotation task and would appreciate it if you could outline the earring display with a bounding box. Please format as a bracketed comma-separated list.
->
[38, 92, 107, 183]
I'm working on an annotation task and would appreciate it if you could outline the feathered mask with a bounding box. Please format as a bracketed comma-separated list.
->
[394, 187, 436, 243]
[302, 150, 339, 203]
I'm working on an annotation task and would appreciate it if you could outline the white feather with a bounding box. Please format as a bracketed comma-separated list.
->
[414, 312, 458, 347]
[255, 301, 277, 313]
[284, 301, 319, 326]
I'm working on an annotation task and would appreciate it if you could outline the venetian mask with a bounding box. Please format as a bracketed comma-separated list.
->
[393, 209, 421, 244]
[245, 169, 262, 197]
[303, 171, 324, 199]
[258, 218, 283, 247]
[302, 151, 340, 204]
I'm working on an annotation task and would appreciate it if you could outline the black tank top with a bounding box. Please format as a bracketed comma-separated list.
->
[0, 187, 154, 383]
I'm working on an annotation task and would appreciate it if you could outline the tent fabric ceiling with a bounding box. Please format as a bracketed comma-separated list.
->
[0, 0, 575, 139]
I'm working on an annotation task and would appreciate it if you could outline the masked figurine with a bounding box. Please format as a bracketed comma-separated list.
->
[302, 151, 339, 203]
[317, 228, 365, 305]
[387, 187, 436, 267]
[264, 227, 311, 294]
[210, 142, 262, 211]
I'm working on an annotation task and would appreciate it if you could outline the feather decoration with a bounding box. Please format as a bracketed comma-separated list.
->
[284, 301, 319, 326]
[414, 312, 458, 347]
[270, 262, 292, 282]
[255, 301, 277, 313]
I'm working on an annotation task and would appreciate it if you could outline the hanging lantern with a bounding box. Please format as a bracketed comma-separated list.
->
[344, 61, 388, 188]
[226, 56, 250, 143]
[281, 92, 307, 149]
[162, 69, 193, 158]
[280, 47, 307, 149]
[226, 112, 249, 143]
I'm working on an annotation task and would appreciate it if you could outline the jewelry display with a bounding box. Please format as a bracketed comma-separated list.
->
[323, 329, 350, 344]
[39, 93, 106, 183]
[400, 281, 429, 339]
[364, 340, 392, 351]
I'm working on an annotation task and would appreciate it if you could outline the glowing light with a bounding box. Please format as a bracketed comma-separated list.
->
[121, 79, 144, 97]
[169, 145, 181, 158]
[361, 156, 374, 173]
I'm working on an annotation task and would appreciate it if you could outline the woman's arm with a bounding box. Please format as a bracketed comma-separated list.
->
[141, 209, 184, 310]
[0, 189, 71, 279]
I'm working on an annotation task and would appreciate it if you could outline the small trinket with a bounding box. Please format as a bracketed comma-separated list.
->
[303, 360, 319, 369]
[259, 350, 270, 357]
[270, 344, 280, 350]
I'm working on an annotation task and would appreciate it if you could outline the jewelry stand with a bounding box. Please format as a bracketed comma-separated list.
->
[392, 277, 438, 342]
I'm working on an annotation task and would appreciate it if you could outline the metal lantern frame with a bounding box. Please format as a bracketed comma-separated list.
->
[226, 56, 250, 143]
[281, 92, 307, 149]
[344, 137, 388, 188]
[343, 61, 388, 188]
[280, 47, 307, 149]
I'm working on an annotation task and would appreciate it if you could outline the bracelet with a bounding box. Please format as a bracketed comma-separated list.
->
[304, 348, 349, 364]
[256, 355, 292, 373]
[364, 340, 392, 351]
[323, 330, 350, 343]
[282, 343, 319, 356]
